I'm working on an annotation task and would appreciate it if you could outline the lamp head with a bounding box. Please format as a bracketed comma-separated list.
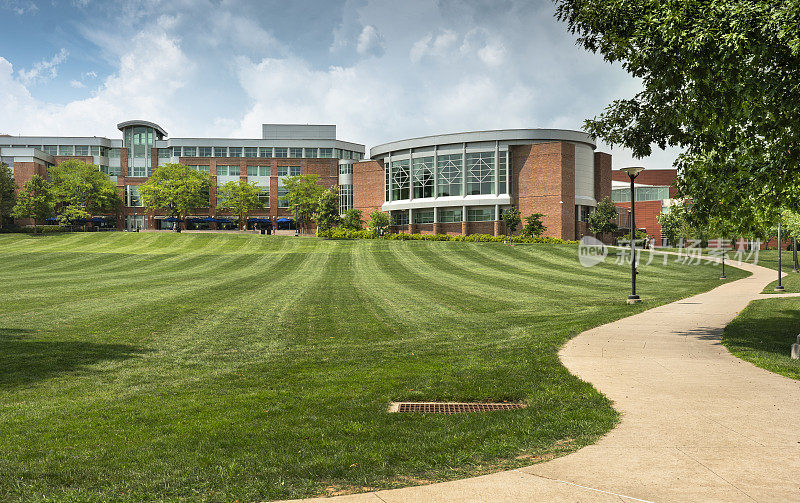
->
[620, 166, 645, 178]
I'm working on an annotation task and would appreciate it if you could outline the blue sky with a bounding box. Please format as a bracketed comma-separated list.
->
[0, 0, 679, 169]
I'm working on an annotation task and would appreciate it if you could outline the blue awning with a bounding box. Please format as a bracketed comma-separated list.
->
[89, 217, 106, 223]
[200, 217, 217, 223]
[164, 217, 181, 222]
[216, 218, 232, 223]
[277, 217, 292, 222]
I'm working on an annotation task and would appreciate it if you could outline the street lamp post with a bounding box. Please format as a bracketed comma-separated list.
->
[620, 166, 645, 304]
[776, 222, 785, 292]
[720, 245, 727, 280]
[793, 236, 798, 273]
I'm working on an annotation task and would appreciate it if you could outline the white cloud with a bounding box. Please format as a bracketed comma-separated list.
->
[410, 29, 459, 63]
[1, 0, 37, 15]
[69, 79, 85, 88]
[0, 28, 192, 137]
[17, 48, 69, 86]
[356, 25, 384, 57]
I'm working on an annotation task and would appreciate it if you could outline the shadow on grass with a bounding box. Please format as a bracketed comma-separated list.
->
[0, 327, 146, 388]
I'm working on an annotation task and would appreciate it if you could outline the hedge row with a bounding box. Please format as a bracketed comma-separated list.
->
[326, 227, 577, 244]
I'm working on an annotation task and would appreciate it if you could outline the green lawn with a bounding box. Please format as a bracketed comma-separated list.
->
[722, 297, 800, 380]
[0, 233, 746, 502]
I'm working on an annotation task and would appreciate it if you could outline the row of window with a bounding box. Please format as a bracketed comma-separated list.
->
[125, 184, 274, 209]
[611, 186, 670, 203]
[386, 151, 509, 201]
[2, 144, 364, 162]
[7, 145, 112, 157]
[169, 146, 363, 160]
[389, 207, 498, 225]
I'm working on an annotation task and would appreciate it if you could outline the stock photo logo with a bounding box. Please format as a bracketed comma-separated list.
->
[578, 236, 608, 267]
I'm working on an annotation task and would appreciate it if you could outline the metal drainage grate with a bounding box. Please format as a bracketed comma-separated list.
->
[388, 402, 527, 414]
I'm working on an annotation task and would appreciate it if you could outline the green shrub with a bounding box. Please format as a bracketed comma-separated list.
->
[323, 228, 576, 245]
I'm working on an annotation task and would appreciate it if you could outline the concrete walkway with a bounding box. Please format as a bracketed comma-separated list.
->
[282, 261, 800, 502]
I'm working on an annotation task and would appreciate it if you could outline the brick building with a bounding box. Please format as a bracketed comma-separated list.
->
[611, 169, 678, 244]
[0, 121, 364, 231]
[353, 129, 611, 240]
[2, 123, 616, 240]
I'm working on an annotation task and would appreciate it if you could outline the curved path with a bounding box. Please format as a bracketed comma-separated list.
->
[283, 261, 800, 502]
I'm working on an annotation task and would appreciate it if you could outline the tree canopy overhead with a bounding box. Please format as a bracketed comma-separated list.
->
[555, 0, 800, 222]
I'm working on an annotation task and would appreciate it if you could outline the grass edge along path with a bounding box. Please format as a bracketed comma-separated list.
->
[0, 233, 748, 502]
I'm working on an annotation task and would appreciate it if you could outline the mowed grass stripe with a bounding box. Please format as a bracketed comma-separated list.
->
[0, 233, 746, 502]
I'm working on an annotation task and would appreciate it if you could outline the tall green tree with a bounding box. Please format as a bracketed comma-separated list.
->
[555, 0, 800, 224]
[282, 174, 325, 234]
[501, 206, 522, 234]
[367, 209, 390, 236]
[341, 208, 364, 231]
[314, 187, 341, 238]
[11, 174, 55, 231]
[586, 197, 618, 240]
[216, 180, 264, 230]
[138, 163, 211, 230]
[0, 163, 15, 230]
[48, 160, 121, 224]
[521, 213, 547, 237]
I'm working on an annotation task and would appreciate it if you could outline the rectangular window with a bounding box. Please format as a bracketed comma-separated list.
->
[437, 153, 462, 197]
[259, 147, 273, 157]
[259, 166, 270, 176]
[188, 165, 210, 174]
[466, 152, 495, 195]
[274, 147, 287, 158]
[334, 148, 342, 159]
[499, 150, 508, 194]
[392, 210, 409, 226]
[74, 145, 89, 156]
[218, 165, 240, 176]
[319, 148, 333, 158]
[195, 147, 209, 157]
[277, 166, 301, 177]
[342, 150, 352, 160]
[339, 184, 353, 214]
[43, 145, 58, 155]
[259, 185, 270, 207]
[59, 145, 74, 156]
[576, 205, 594, 222]
[172, 146, 182, 157]
[158, 148, 171, 159]
[385, 166, 390, 201]
[244, 147, 258, 158]
[103, 165, 121, 176]
[247, 165, 258, 177]
[278, 186, 290, 208]
[304, 147, 317, 158]
[184, 146, 198, 157]
[91, 146, 101, 156]
[131, 165, 146, 177]
[214, 146, 228, 157]
[125, 185, 142, 207]
[339, 163, 353, 175]
[109, 148, 121, 158]
[289, 147, 303, 158]
[467, 207, 494, 222]
[229, 147, 242, 157]
[438, 208, 463, 223]
[412, 156, 434, 199]
[390, 159, 410, 200]
[413, 209, 434, 224]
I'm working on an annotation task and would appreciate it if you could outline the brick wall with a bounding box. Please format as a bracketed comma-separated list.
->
[594, 152, 612, 202]
[438, 222, 462, 236]
[512, 141, 575, 240]
[614, 200, 663, 243]
[352, 160, 385, 214]
[468, 221, 495, 235]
